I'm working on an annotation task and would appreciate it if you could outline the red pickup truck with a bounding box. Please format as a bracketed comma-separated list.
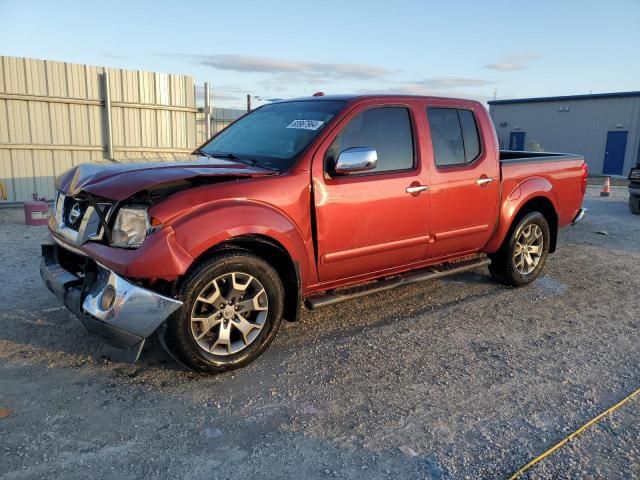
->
[41, 94, 587, 373]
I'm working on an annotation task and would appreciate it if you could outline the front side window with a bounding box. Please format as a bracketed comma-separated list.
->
[200, 100, 346, 171]
[426, 107, 481, 167]
[325, 107, 414, 174]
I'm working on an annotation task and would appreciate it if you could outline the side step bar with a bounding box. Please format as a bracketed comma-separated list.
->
[305, 256, 491, 310]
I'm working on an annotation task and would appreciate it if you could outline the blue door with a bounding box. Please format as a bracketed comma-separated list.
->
[602, 131, 628, 176]
[509, 132, 526, 151]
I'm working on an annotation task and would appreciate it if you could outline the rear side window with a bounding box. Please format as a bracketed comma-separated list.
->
[426, 108, 481, 167]
[459, 109, 480, 161]
[325, 107, 414, 174]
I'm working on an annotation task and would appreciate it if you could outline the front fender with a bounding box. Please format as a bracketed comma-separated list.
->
[484, 177, 559, 254]
[167, 199, 314, 285]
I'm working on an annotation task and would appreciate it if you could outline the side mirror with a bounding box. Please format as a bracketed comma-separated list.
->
[335, 147, 378, 175]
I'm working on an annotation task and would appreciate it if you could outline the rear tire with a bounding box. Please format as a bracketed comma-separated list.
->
[489, 212, 551, 287]
[161, 252, 284, 373]
[630, 196, 640, 215]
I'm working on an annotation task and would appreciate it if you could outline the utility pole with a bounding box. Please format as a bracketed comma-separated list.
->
[204, 82, 211, 140]
[102, 70, 114, 161]
[246, 94, 252, 112]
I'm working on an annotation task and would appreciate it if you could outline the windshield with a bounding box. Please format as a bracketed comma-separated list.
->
[199, 100, 346, 170]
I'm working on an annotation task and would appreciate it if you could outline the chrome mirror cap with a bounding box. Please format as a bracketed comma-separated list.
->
[335, 147, 378, 174]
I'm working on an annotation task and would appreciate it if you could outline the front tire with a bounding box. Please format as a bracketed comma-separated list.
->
[161, 252, 284, 373]
[489, 212, 551, 286]
[630, 196, 640, 215]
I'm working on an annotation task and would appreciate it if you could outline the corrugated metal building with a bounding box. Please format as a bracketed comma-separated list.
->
[196, 107, 247, 142]
[488, 91, 640, 177]
[0, 55, 245, 203]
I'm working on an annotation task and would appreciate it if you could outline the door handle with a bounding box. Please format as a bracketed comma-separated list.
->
[476, 177, 494, 186]
[406, 185, 429, 194]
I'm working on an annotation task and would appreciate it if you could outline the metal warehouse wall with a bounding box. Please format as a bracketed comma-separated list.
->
[195, 107, 245, 146]
[0, 55, 240, 204]
[489, 96, 640, 176]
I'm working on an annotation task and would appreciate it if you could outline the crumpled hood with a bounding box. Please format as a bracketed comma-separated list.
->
[56, 157, 275, 201]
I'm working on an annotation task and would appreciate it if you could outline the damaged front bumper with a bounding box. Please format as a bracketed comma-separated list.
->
[40, 243, 182, 361]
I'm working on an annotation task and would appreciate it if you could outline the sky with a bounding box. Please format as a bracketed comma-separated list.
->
[1, 0, 639, 109]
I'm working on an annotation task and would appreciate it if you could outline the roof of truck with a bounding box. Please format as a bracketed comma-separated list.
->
[279, 93, 482, 104]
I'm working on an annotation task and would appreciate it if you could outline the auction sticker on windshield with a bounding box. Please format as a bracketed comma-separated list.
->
[286, 120, 325, 130]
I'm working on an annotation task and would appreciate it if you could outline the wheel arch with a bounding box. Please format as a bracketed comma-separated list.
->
[165, 200, 316, 321]
[183, 234, 302, 322]
[486, 177, 559, 254]
[512, 196, 558, 253]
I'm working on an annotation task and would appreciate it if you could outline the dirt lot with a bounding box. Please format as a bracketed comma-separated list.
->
[1, 186, 638, 480]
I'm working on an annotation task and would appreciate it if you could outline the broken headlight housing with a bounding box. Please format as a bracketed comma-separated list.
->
[110, 206, 150, 248]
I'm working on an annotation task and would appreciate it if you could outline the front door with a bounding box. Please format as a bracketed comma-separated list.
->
[509, 131, 526, 151]
[603, 131, 628, 176]
[312, 105, 431, 283]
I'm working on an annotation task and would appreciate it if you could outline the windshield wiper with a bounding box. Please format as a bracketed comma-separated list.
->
[207, 151, 244, 161]
[203, 151, 277, 171]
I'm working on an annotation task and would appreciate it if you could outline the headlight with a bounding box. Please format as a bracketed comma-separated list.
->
[110, 207, 150, 248]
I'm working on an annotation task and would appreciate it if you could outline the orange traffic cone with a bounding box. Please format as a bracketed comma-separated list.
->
[600, 177, 611, 197]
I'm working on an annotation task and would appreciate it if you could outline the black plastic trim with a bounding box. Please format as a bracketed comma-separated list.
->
[500, 151, 583, 166]
[305, 257, 491, 309]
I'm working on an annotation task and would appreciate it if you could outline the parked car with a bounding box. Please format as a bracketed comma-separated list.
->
[40, 94, 588, 373]
[629, 162, 640, 214]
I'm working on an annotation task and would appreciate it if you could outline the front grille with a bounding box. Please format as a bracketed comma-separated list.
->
[630, 168, 640, 181]
[61, 196, 90, 231]
[52, 192, 113, 245]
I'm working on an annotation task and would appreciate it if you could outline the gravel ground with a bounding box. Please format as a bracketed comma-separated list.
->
[0, 185, 638, 480]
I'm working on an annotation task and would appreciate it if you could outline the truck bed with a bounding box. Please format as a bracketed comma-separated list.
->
[499, 150, 585, 228]
[499, 150, 584, 165]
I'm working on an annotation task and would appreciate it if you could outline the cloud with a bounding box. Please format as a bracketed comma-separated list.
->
[485, 54, 539, 71]
[195, 84, 242, 100]
[363, 77, 493, 95]
[357, 77, 494, 104]
[181, 54, 392, 80]
[363, 85, 491, 104]
[485, 62, 525, 71]
[175, 53, 497, 105]
[415, 77, 494, 89]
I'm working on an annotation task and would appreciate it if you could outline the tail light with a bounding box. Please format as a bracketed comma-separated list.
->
[580, 162, 588, 195]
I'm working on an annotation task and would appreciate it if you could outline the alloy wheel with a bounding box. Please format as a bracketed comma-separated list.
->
[513, 224, 544, 275]
[190, 272, 268, 355]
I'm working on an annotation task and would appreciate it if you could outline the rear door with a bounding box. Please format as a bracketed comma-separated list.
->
[603, 131, 628, 176]
[311, 102, 431, 283]
[425, 102, 500, 259]
[509, 131, 526, 151]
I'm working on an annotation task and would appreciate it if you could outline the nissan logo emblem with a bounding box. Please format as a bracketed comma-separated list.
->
[68, 202, 82, 226]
